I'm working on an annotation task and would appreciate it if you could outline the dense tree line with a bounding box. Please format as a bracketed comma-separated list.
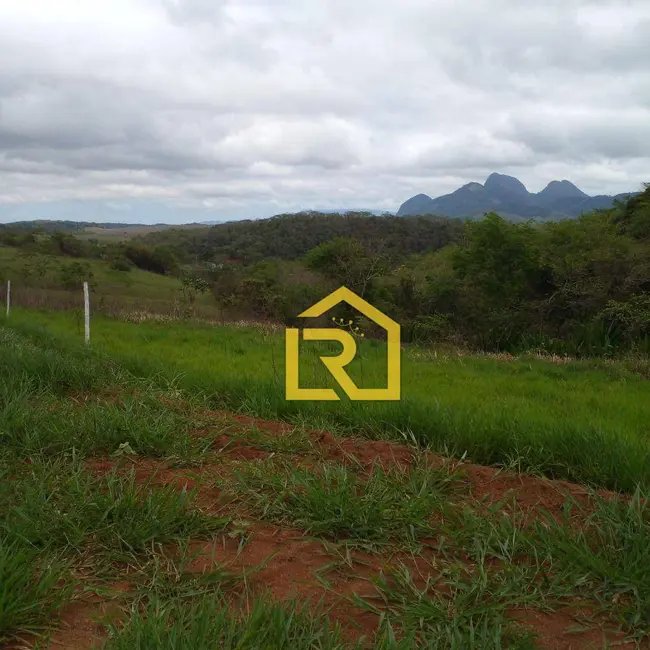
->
[140, 212, 464, 263]
[0, 220, 133, 236]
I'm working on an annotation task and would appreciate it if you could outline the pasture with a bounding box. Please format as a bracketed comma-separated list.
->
[75, 223, 211, 242]
[8, 307, 650, 492]
[1, 310, 649, 649]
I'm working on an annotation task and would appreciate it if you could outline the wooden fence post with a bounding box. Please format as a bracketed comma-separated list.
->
[83, 282, 90, 344]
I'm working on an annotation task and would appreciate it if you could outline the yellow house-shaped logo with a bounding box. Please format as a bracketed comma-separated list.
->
[285, 286, 401, 401]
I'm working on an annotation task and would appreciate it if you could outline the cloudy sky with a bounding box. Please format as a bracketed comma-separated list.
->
[0, 0, 648, 224]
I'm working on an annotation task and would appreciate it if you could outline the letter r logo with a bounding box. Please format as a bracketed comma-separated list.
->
[285, 287, 401, 401]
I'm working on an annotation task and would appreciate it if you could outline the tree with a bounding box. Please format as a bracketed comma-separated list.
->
[304, 238, 389, 299]
[453, 213, 545, 308]
[51, 233, 85, 257]
[600, 295, 650, 348]
[180, 275, 211, 305]
[449, 214, 550, 348]
[124, 245, 178, 275]
[612, 183, 650, 241]
[59, 261, 95, 291]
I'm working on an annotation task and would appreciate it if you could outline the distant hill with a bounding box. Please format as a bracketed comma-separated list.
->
[0, 220, 212, 242]
[315, 209, 392, 216]
[397, 173, 638, 221]
[0, 220, 135, 233]
[140, 211, 463, 263]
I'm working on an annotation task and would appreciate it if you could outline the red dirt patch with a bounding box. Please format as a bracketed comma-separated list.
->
[83, 457, 227, 513]
[212, 433, 275, 461]
[464, 463, 620, 515]
[195, 409, 621, 514]
[17, 583, 131, 650]
[511, 607, 639, 650]
[313, 429, 417, 469]
[207, 410, 294, 437]
[46, 602, 106, 650]
[29, 409, 643, 649]
[185, 522, 384, 640]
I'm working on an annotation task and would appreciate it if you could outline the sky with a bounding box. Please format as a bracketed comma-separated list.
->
[0, 0, 649, 224]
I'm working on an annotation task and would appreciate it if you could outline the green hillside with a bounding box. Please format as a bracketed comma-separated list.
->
[0, 246, 218, 317]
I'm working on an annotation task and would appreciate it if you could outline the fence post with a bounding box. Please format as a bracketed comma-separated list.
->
[83, 282, 90, 344]
[5, 280, 10, 317]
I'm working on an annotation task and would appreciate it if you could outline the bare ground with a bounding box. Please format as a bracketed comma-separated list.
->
[19, 410, 642, 650]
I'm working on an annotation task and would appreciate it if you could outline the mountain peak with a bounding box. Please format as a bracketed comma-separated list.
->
[537, 180, 588, 200]
[460, 182, 484, 193]
[396, 193, 434, 216]
[484, 173, 529, 196]
[396, 173, 636, 220]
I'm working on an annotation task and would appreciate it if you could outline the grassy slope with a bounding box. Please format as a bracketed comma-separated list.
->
[5, 308, 650, 492]
[0, 246, 215, 310]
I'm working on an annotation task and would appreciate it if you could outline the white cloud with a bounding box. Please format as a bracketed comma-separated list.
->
[0, 0, 648, 222]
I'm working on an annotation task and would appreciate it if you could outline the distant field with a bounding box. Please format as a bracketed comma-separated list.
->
[76, 223, 211, 242]
[6, 308, 650, 493]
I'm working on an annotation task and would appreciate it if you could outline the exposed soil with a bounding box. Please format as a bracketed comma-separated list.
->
[28, 410, 642, 650]
[185, 524, 381, 640]
[510, 608, 634, 650]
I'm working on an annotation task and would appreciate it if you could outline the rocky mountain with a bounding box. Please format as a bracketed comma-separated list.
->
[397, 173, 636, 221]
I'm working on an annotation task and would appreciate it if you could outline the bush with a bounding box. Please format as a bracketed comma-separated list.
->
[405, 314, 453, 344]
[124, 245, 178, 275]
[59, 262, 95, 291]
[109, 257, 132, 272]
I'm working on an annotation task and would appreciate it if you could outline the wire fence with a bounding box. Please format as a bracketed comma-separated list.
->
[0, 281, 282, 332]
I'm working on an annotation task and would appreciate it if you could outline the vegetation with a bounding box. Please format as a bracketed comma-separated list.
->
[1, 186, 649, 648]
[2, 187, 649, 355]
[103, 595, 350, 650]
[222, 458, 461, 545]
[5, 311, 650, 494]
[1, 320, 649, 647]
[140, 211, 463, 263]
[0, 245, 218, 319]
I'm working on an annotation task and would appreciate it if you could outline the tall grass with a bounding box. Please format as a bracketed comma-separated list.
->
[3, 309, 650, 492]
[531, 489, 650, 641]
[0, 460, 228, 554]
[222, 458, 461, 545]
[0, 533, 72, 644]
[360, 560, 540, 650]
[103, 594, 351, 650]
[3, 309, 650, 646]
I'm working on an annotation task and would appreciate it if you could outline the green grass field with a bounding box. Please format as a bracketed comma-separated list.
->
[2, 312, 650, 647]
[4, 307, 650, 492]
